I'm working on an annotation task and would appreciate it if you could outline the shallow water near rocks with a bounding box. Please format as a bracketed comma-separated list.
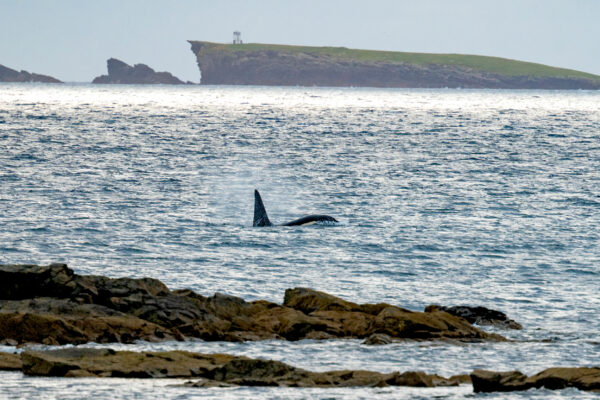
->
[1, 83, 599, 399]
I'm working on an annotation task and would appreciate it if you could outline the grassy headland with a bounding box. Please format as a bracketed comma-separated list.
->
[200, 42, 600, 81]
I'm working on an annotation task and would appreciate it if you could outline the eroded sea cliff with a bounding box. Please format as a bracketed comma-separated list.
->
[189, 41, 600, 89]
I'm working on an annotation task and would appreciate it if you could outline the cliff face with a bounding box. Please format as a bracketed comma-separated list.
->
[92, 58, 188, 85]
[189, 41, 600, 90]
[0, 64, 61, 83]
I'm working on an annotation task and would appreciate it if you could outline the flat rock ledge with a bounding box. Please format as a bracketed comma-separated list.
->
[3, 349, 598, 393]
[0, 352, 21, 370]
[0, 264, 505, 345]
[18, 348, 468, 388]
[471, 368, 600, 393]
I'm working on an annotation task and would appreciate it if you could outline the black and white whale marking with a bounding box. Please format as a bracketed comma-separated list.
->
[253, 189, 338, 227]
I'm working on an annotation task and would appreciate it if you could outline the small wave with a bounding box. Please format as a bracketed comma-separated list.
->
[27, 226, 49, 233]
[564, 268, 597, 275]
[558, 197, 600, 207]
[208, 241, 273, 249]
[0, 247, 22, 253]
[73, 227, 105, 233]
[424, 128, 444, 133]
[315, 220, 340, 226]
[115, 247, 149, 254]
[410, 244, 445, 252]
[0, 174, 19, 182]
[11, 153, 44, 162]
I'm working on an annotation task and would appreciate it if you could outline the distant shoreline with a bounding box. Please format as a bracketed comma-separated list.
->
[189, 41, 600, 90]
[4, 81, 600, 92]
[4, 40, 600, 89]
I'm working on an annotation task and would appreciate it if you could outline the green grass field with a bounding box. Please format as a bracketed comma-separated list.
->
[199, 42, 600, 81]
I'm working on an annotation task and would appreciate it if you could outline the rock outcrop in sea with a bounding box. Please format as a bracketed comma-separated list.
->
[425, 304, 522, 329]
[1, 264, 597, 393]
[0, 64, 62, 83]
[471, 368, 600, 393]
[16, 347, 469, 387]
[92, 58, 189, 85]
[0, 264, 505, 346]
[189, 41, 600, 89]
[0, 352, 21, 371]
[1, 348, 598, 393]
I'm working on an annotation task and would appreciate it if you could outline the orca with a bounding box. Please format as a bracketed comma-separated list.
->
[253, 189, 338, 227]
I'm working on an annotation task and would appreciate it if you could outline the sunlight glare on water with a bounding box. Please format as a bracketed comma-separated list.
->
[1, 83, 599, 399]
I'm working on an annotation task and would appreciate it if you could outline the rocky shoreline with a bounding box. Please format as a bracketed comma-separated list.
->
[0, 349, 597, 392]
[472, 368, 600, 393]
[0, 264, 506, 346]
[1, 264, 598, 393]
[14, 348, 469, 387]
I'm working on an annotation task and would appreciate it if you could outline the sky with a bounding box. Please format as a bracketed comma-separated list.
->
[1, 0, 599, 83]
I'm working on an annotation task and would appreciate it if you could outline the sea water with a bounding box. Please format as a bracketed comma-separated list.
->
[0, 84, 599, 399]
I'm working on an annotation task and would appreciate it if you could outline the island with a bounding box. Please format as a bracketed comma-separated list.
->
[188, 41, 600, 89]
[0, 64, 61, 83]
[92, 58, 190, 85]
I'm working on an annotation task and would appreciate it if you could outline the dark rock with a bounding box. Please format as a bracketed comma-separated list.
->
[92, 58, 187, 84]
[362, 333, 392, 345]
[284, 287, 500, 341]
[0, 311, 89, 345]
[210, 357, 302, 385]
[449, 374, 472, 385]
[283, 287, 364, 313]
[0, 263, 75, 300]
[385, 371, 460, 387]
[425, 305, 522, 329]
[15, 347, 600, 392]
[184, 379, 234, 388]
[471, 367, 600, 393]
[0, 64, 62, 83]
[528, 367, 600, 392]
[471, 369, 530, 392]
[0, 299, 178, 345]
[0, 264, 505, 345]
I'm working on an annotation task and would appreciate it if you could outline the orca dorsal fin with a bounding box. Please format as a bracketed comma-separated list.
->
[253, 189, 273, 227]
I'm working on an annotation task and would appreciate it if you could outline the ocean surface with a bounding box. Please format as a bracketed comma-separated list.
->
[0, 83, 599, 399]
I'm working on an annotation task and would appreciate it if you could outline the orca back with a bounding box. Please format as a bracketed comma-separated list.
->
[282, 215, 338, 226]
[253, 190, 273, 227]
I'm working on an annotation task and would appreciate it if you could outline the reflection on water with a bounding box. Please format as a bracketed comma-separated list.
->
[1, 84, 599, 399]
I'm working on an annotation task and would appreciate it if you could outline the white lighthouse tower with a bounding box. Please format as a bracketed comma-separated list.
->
[233, 31, 242, 44]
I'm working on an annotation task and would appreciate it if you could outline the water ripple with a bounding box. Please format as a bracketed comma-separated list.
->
[1, 84, 599, 399]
